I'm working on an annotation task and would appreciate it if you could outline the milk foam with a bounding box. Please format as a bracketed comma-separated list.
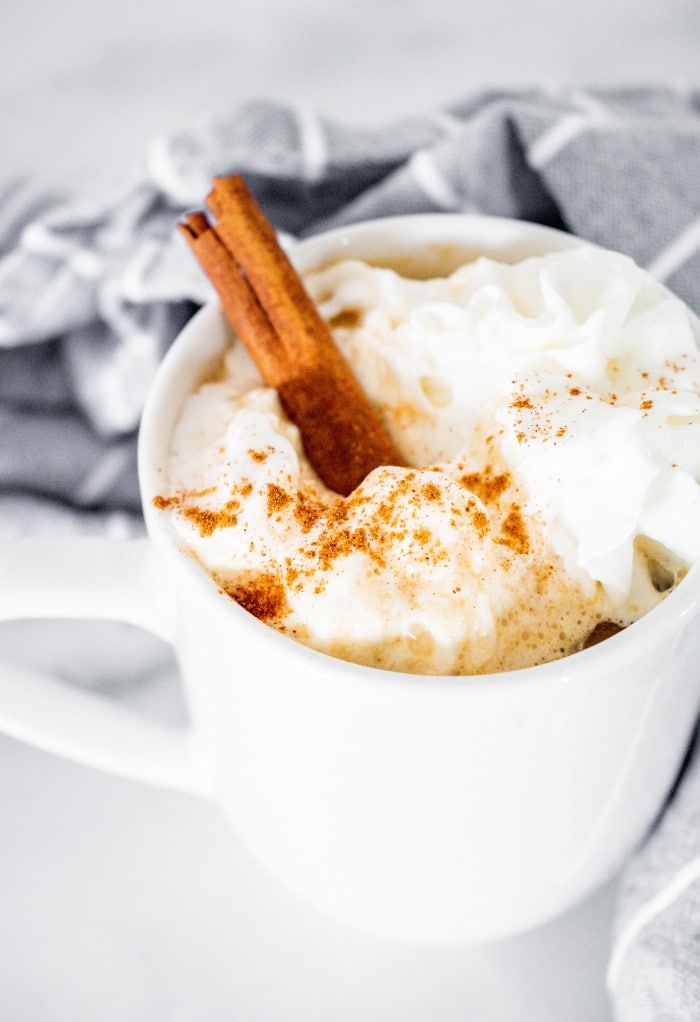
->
[157, 246, 700, 675]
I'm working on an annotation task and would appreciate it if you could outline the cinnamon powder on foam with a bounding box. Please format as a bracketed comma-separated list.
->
[155, 444, 605, 675]
[153, 248, 700, 674]
[160, 464, 527, 594]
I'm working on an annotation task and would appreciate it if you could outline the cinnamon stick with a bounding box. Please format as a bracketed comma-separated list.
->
[179, 175, 404, 496]
[179, 212, 288, 387]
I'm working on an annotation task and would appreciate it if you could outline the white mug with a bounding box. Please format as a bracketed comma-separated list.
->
[1, 214, 699, 943]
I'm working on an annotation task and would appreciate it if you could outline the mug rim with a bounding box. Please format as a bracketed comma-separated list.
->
[139, 211, 700, 694]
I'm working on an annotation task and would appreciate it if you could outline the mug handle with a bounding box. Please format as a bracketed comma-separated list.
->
[0, 536, 209, 797]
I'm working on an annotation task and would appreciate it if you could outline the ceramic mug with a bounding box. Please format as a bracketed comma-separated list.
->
[1, 214, 699, 944]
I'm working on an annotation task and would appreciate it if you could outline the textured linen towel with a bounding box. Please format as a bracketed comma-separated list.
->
[1, 86, 699, 1019]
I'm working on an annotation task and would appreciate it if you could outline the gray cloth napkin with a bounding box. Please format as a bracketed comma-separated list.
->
[1, 86, 699, 1017]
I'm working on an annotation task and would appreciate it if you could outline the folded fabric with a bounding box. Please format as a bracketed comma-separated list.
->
[1, 86, 699, 1018]
[607, 733, 700, 1020]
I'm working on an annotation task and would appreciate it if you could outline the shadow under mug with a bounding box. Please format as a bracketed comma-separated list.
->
[1, 213, 699, 943]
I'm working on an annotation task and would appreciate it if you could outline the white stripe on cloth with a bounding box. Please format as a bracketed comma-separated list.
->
[21, 221, 105, 281]
[408, 149, 463, 210]
[606, 853, 700, 991]
[646, 214, 700, 282]
[0, 181, 50, 247]
[528, 90, 613, 169]
[75, 444, 134, 506]
[0, 244, 103, 348]
[294, 104, 328, 183]
[147, 134, 210, 207]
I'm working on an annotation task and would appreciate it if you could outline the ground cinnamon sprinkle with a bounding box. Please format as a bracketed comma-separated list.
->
[413, 526, 432, 546]
[153, 487, 215, 510]
[267, 483, 292, 515]
[183, 501, 240, 536]
[459, 466, 511, 504]
[317, 522, 382, 570]
[496, 504, 530, 555]
[158, 445, 536, 624]
[224, 573, 289, 622]
[183, 506, 220, 536]
[466, 499, 490, 539]
[422, 482, 442, 502]
[294, 493, 327, 532]
[375, 501, 394, 525]
[153, 494, 177, 510]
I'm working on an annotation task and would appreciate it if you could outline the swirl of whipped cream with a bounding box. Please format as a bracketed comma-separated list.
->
[157, 245, 700, 674]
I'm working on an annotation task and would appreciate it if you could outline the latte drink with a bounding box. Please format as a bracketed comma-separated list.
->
[154, 245, 700, 675]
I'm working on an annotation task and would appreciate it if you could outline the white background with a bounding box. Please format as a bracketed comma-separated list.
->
[4, 0, 700, 192]
[1, 1, 698, 1018]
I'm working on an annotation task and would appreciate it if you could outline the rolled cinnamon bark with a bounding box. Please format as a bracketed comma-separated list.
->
[179, 175, 404, 496]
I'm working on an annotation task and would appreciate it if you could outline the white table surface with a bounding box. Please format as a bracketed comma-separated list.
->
[2, 0, 697, 1017]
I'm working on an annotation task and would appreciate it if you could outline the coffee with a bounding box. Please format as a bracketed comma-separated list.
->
[155, 245, 699, 674]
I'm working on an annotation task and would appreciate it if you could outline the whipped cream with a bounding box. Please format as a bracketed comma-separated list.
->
[156, 245, 700, 675]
